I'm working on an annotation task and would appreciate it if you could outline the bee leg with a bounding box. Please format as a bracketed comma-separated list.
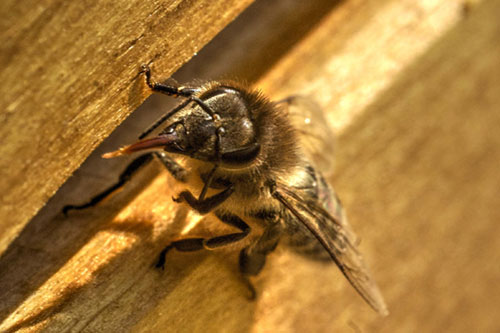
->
[141, 64, 198, 97]
[174, 185, 234, 215]
[239, 224, 281, 275]
[155, 211, 250, 269]
[140, 65, 219, 124]
[174, 165, 234, 214]
[62, 153, 154, 215]
[154, 152, 188, 182]
[62, 152, 188, 215]
[239, 219, 282, 299]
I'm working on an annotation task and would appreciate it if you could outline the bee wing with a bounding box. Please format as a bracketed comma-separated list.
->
[277, 96, 336, 177]
[273, 183, 389, 316]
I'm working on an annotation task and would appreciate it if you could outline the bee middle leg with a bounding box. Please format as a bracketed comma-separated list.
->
[155, 211, 250, 269]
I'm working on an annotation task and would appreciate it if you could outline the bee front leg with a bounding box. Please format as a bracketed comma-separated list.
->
[154, 151, 188, 182]
[141, 64, 198, 97]
[62, 153, 155, 215]
[173, 185, 234, 215]
[62, 152, 188, 215]
[174, 164, 234, 215]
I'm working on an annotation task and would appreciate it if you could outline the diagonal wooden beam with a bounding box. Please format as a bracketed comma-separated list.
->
[0, 0, 254, 254]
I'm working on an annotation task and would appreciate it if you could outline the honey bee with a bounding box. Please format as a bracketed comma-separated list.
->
[64, 65, 388, 315]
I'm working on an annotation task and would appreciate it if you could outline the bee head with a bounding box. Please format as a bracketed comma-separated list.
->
[104, 86, 261, 169]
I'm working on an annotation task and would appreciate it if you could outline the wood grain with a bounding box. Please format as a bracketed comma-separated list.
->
[0, 0, 254, 254]
[1, 0, 499, 332]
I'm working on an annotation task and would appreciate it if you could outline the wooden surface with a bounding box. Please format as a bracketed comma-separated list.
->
[1, 0, 500, 332]
[0, 0, 254, 255]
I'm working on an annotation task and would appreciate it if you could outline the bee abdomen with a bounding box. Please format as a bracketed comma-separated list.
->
[286, 234, 331, 261]
[283, 222, 332, 261]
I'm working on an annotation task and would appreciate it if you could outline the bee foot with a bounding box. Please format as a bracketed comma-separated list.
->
[155, 246, 173, 270]
[155, 262, 165, 270]
[243, 276, 257, 301]
[139, 63, 151, 74]
[154, 256, 166, 270]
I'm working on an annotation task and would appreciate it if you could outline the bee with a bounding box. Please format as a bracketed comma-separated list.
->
[64, 65, 388, 315]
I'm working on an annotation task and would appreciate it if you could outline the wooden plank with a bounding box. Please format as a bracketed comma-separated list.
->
[0, 0, 254, 254]
[2, 0, 499, 332]
[339, 2, 500, 330]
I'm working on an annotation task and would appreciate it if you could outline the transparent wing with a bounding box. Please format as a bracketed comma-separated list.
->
[277, 96, 336, 177]
[272, 181, 388, 316]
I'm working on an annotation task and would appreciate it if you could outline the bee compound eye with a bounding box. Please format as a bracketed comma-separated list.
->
[220, 142, 260, 167]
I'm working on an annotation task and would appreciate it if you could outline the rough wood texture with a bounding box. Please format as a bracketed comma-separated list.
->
[0, 0, 254, 254]
[1, 0, 499, 332]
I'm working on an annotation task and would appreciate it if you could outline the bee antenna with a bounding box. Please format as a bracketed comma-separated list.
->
[189, 97, 224, 159]
[191, 97, 218, 118]
[139, 96, 220, 140]
[139, 98, 192, 139]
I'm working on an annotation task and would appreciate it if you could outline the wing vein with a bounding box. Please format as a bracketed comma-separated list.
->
[272, 185, 388, 316]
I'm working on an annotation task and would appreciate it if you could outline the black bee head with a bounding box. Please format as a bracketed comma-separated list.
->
[191, 87, 261, 168]
[104, 85, 260, 169]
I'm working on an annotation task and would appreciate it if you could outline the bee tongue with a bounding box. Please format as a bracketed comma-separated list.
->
[102, 134, 177, 159]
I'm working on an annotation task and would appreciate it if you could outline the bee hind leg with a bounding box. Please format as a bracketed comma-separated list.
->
[239, 219, 282, 299]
